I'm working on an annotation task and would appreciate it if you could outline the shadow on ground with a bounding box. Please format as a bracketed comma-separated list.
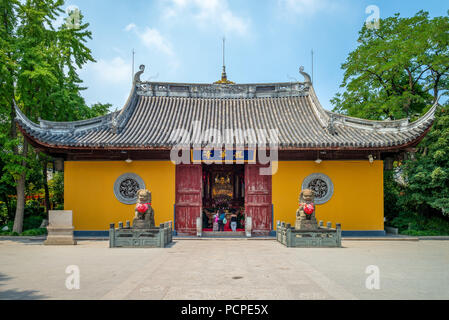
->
[0, 237, 45, 245]
[0, 273, 48, 300]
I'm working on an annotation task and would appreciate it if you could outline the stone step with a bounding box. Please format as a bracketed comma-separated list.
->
[202, 231, 246, 238]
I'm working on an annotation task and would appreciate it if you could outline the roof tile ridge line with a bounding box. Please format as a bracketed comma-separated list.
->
[153, 96, 180, 146]
[325, 109, 409, 125]
[36, 111, 115, 129]
[14, 89, 135, 136]
[306, 85, 330, 128]
[325, 98, 440, 133]
[115, 81, 140, 131]
[404, 98, 440, 131]
[14, 102, 43, 133]
[113, 64, 147, 136]
[115, 92, 149, 146]
[14, 102, 80, 135]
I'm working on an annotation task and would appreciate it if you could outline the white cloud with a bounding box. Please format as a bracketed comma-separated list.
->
[278, 0, 339, 15]
[78, 56, 133, 111]
[124, 24, 179, 71]
[139, 27, 174, 56]
[160, 0, 250, 37]
[91, 57, 132, 85]
[124, 23, 137, 32]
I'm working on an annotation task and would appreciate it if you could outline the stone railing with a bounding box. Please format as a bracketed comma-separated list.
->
[276, 221, 341, 247]
[109, 221, 173, 248]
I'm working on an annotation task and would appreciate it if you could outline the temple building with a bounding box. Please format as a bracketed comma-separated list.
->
[15, 65, 437, 236]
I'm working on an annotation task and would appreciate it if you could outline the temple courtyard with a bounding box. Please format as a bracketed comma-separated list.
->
[0, 239, 448, 300]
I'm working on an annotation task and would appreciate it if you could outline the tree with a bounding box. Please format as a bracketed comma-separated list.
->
[399, 104, 449, 216]
[0, 1, 110, 233]
[0, 1, 17, 221]
[332, 11, 449, 121]
[332, 10, 449, 233]
[10, 0, 64, 233]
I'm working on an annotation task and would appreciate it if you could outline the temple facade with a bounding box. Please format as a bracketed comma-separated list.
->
[16, 65, 437, 236]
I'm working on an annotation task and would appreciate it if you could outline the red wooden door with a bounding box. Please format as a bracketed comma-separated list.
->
[245, 164, 272, 236]
[175, 164, 202, 235]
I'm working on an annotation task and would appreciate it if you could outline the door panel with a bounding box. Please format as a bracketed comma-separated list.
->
[245, 164, 272, 235]
[175, 164, 202, 235]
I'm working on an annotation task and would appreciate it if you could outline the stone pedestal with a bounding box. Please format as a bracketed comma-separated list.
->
[196, 217, 202, 237]
[44, 210, 77, 245]
[245, 217, 252, 237]
[132, 218, 152, 229]
[295, 215, 318, 230]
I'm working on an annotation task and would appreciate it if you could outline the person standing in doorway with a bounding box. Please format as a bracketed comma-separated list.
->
[218, 209, 225, 232]
[230, 213, 238, 232]
[213, 212, 219, 231]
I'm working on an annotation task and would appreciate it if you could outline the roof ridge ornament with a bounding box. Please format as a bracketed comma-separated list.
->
[299, 66, 312, 84]
[327, 114, 337, 135]
[111, 109, 119, 134]
[214, 37, 235, 85]
[134, 64, 145, 83]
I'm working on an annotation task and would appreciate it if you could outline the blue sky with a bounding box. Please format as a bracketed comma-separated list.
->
[62, 0, 448, 111]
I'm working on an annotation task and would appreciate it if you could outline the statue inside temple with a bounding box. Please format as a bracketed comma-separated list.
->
[133, 189, 155, 229]
[212, 174, 233, 199]
[295, 188, 318, 230]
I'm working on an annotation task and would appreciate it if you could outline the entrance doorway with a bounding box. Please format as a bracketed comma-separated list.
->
[174, 162, 273, 236]
[201, 164, 245, 232]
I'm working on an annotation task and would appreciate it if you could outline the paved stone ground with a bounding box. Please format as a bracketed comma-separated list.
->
[0, 239, 448, 300]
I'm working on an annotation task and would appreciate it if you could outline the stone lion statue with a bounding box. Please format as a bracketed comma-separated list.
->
[133, 189, 155, 229]
[295, 188, 318, 230]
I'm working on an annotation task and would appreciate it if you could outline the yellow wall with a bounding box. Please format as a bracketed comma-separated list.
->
[272, 160, 384, 231]
[64, 161, 175, 230]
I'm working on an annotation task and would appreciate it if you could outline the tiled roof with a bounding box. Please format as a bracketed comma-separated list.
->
[15, 65, 437, 151]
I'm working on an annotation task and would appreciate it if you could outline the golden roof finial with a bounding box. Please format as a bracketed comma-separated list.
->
[214, 37, 234, 84]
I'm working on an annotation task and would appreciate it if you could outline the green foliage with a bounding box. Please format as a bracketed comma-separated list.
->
[332, 11, 449, 120]
[49, 171, 64, 208]
[0, 201, 8, 226]
[399, 106, 449, 215]
[334, 11, 449, 236]
[383, 105, 449, 235]
[0, 0, 110, 232]
[390, 212, 449, 236]
[20, 228, 47, 236]
[383, 170, 401, 221]
[0, 227, 47, 236]
[24, 199, 43, 217]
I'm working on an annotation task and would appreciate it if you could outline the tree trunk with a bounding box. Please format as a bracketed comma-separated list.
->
[12, 139, 28, 234]
[433, 73, 440, 104]
[42, 159, 50, 215]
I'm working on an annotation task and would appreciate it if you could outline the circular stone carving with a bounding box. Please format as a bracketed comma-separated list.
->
[301, 173, 334, 204]
[113, 173, 145, 204]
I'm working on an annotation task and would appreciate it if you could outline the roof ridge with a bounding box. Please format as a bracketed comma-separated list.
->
[325, 99, 439, 134]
